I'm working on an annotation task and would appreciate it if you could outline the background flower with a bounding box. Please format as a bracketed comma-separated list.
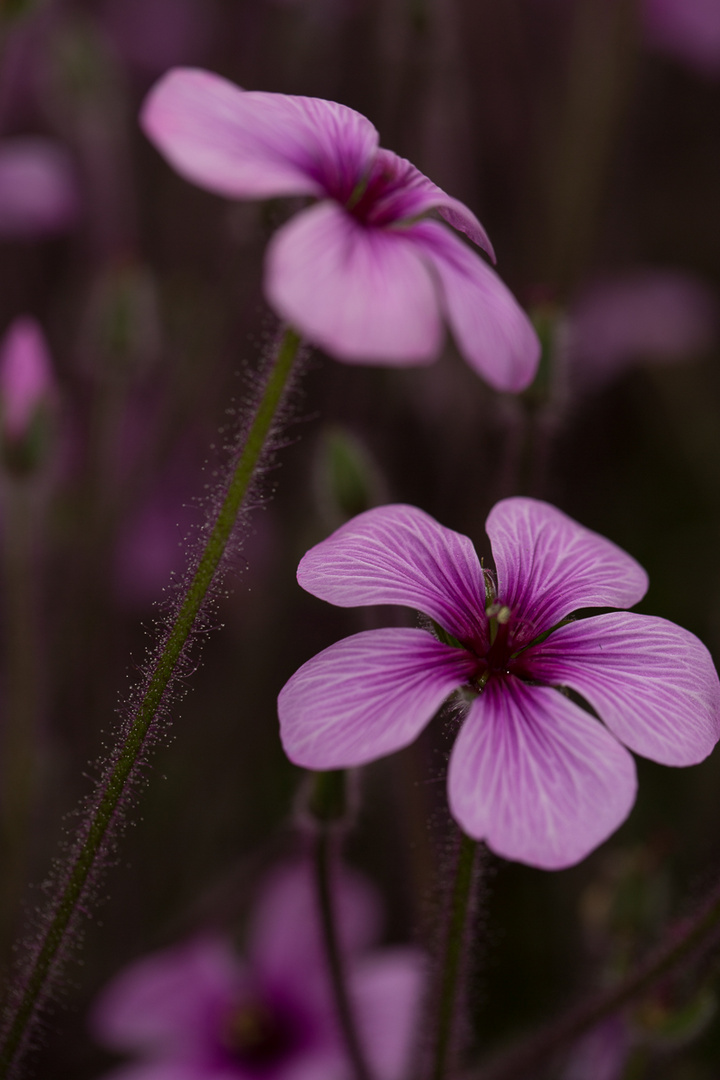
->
[91, 862, 425, 1080]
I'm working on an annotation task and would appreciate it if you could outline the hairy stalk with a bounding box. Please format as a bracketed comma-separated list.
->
[431, 832, 479, 1080]
[314, 825, 373, 1080]
[467, 872, 720, 1080]
[0, 327, 302, 1077]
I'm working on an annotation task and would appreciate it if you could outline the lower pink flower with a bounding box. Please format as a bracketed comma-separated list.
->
[91, 863, 425, 1080]
[278, 499, 720, 869]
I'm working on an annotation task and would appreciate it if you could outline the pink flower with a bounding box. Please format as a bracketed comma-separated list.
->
[567, 269, 717, 390]
[91, 863, 425, 1080]
[0, 137, 78, 238]
[0, 316, 56, 442]
[278, 499, 720, 869]
[140, 69, 540, 391]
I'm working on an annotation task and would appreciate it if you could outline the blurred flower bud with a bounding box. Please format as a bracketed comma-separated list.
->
[0, 316, 57, 474]
[567, 269, 718, 392]
[643, 0, 720, 78]
[78, 260, 162, 378]
[0, 136, 79, 238]
[100, 0, 216, 76]
[313, 425, 387, 529]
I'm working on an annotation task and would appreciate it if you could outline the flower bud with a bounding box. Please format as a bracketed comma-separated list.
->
[0, 316, 57, 474]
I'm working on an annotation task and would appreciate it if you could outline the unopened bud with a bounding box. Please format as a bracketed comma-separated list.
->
[313, 426, 386, 528]
[0, 316, 57, 474]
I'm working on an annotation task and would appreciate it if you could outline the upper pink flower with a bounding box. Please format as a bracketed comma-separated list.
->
[278, 499, 720, 870]
[140, 69, 540, 391]
[91, 863, 425, 1080]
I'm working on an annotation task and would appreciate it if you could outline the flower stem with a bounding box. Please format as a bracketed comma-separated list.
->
[467, 872, 720, 1080]
[0, 327, 302, 1078]
[312, 801, 372, 1080]
[431, 832, 479, 1080]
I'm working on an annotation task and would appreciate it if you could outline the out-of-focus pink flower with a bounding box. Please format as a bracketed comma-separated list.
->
[0, 316, 56, 442]
[140, 70, 540, 391]
[567, 269, 718, 390]
[642, 0, 720, 77]
[100, 0, 216, 75]
[91, 863, 425, 1080]
[562, 1017, 630, 1080]
[0, 137, 79, 237]
[279, 499, 720, 869]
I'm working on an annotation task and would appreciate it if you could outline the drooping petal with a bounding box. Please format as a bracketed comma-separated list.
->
[447, 678, 637, 869]
[249, 862, 381, 988]
[265, 201, 442, 364]
[486, 498, 649, 644]
[91, 938, 241, 1056]
[279, 628, 476, 769]
[350, 949, 426, 1080]
[141, 68, 378, 201]
[409, 220, 540, 392]
[296, 504, 488, 647]
[365, 148, 495, 257]
[527, 612, 720, 766]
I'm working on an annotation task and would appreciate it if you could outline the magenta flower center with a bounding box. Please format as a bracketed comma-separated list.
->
[220, 994, 307, 1072]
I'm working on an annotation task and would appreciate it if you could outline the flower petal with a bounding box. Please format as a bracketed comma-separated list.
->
[141, 68, 378, 200]
[266, 201, 442, 363]
[527, 612, 720, 766]
[249, 862, 381, 986]
[410, 220, 540, 392]
[279, 628, 476, 768]
[366, 148, 494, 257]
[91, 938, 240, 1055]
[486, 497, 649, 643]
[448, 678, 637, 869]
[351, 949, 426, 1080]
[296, 504, 488, 647]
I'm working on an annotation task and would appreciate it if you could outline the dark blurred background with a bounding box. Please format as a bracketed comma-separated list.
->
[1, 0, 720, 1075]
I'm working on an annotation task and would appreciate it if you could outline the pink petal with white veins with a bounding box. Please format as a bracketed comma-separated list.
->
[528, 612, 720, 766]
[366, 148, 495, 257]
[448, 678, 637, 869]
[486, 498, 648, 642]
[278, 628, 476, 769]
[296, 504, 488, 646]
[411, 220, 540, 392]
[91, 938, 240, 1055]
[351, 949, 426, 1080]
[141, 68, 378, 200]
[266, 201, 442, 363]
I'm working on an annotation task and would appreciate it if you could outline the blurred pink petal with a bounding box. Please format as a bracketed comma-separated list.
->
[0, 137, 78, 237]
[643, 0, 720, 76]
[351, 950, 427, 1080]
[101, 0, 216, 75]
[447, 680, 637, 869]
[568, 270, 718, 388]
[266, 202, 442, 364]
[0, 316, 56, 441]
